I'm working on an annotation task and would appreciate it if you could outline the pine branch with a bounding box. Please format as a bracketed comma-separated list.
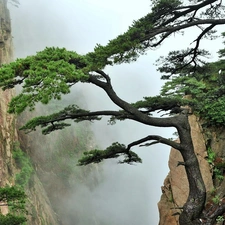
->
[78, 142, 142, 166]
[19, 105, 136, 134]
[127, 135, 181, 151]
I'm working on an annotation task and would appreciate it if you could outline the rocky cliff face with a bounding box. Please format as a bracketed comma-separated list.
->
[0, 0, 15, 215]
[0, 1, 59, 224]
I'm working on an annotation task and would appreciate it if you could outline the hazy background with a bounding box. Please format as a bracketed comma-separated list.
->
[9, 1, 224, 224]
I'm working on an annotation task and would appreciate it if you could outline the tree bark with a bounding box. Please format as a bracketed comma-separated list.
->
[176, 114, 206, 224]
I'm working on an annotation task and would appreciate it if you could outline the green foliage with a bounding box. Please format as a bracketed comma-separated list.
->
[0, 0, 224, 172]
[157, 32, 225, 128]
[216, 215, 225, 223]
[0, 0, 222, 133]
[206, 147, 224, 181]
[78, 142, 142, 166]
[212, 195, 220, 204]
[0, 47, 89, 114]
[0, 9, 165, 115]
[151, 0, 182, 24]
[2, 0, 219, 117]
[161, 76, 207, 97]
[0, 186, 27, 225]
[0, 186, 26, 203]
[0, 2, 224, 224]
[0, 213, 26, 225]
[12, 143, 33, 188]
[157, 48, 211, 77]
[6, 144, 35, 224]
[87, 13, 153, 67]
[213, 167, 224, 181]
[198, 96, 225, 127]
[19, 104, 101, 134]
[87, 0, 180, 68]
[207, 147, 216, 165]
[159, 57, 225, 127]
[133, 95, 193, 112]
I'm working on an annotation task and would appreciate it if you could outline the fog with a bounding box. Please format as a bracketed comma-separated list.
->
[9, 1, 224, 224]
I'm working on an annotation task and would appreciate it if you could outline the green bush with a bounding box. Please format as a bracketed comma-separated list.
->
[12, 143, 33, 188]
[207, 147, 216, 165]
[0, 186, 27, 225]
[0, 213, 26, 225]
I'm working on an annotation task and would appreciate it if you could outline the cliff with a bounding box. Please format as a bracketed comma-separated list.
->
[0, 1, 59, 224]
[0, 0, 15, 216]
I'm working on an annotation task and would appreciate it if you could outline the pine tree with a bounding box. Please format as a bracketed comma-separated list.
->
[1, 1, 225, 224]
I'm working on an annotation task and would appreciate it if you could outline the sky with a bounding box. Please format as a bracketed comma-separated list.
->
[9, 1, 224, 224]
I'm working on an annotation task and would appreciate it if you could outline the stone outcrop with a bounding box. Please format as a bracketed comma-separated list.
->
[158, 115, 213, 225]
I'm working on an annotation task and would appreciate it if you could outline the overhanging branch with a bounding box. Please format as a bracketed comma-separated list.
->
[127, 135, 181, 151]
[89, 71, 180, 128]
[143, 19, 225, 45]
[78, 142, 142, 166]
[20, 105, 137, 134]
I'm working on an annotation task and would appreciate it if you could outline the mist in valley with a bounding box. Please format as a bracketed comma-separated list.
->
[9, 1, 224, 224]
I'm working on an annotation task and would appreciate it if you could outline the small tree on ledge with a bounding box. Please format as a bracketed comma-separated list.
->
[1, 1, 225, 224]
